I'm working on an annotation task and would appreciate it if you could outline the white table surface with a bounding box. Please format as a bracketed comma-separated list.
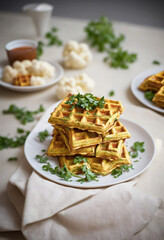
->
[0, 12, 164, 239]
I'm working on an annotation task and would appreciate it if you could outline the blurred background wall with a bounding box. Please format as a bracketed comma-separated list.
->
[0, 0, 164, 28]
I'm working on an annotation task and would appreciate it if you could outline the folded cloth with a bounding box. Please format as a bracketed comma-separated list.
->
[6, 140, 164, 240]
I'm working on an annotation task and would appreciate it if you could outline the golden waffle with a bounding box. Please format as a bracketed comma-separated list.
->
[103, 120, 131, 142]
[59, 145, 131, 176]
[153, 86, 164, 102]
[48, 95, 124, 134]
[138, 76, 153, 91]
[96, 140, 124, 160]
[47, 130, 95, 157]
[147, 71, 164, 91]
[13, 74, 31, 86]
[55, 125, 102, 150]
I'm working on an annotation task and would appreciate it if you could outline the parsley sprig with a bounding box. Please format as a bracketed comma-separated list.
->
[2, 104, 44, 125]
[37, 27, 63, 59]
[37, 130, 50, 142]
[65, 93, 105, 111]
[129, 142, 145, 159]
[85, 16, 137, 69]
[0, 129, 30, 150]
[36, 153, 98, 183]
[111, 164, 134, 178]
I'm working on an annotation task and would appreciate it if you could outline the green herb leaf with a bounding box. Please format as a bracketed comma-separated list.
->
[2, 104, 44, 125]
[77, 163, 98, 183]
[37, 130, 50, 142]
[133, 142, 145, 153]
[144, 91, 155, 101]
[104, 48, 137, 69]
[65, 93, 105, 111]
[111, 164, 134, 178]
[152, 60, 160, 65]
[35, 154, 48, 163]
[109, 90, 115, 97]
[0, 131, 30, 150]
[37, 41, 44, 59]
[73, 155, 88, 164]
[8, 157, 18, 161]
[17, 128, 25, 134]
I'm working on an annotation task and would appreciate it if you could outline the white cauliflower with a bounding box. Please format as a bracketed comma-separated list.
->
[75, 73, 95, 91]
[63, 40, 92, 69]
[30, 76, 45, 86]
[12, 61, 28, 75]
[2, 66, 18, 84]
[21, 60, 33, 70]
[55, 73, 95, 100]
[29, 60, 55, 79]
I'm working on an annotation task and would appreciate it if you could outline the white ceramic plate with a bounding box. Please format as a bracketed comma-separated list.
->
[131, 66, 164, 113]
[24, 102, 156, 188]
[0, 61, 63, 92]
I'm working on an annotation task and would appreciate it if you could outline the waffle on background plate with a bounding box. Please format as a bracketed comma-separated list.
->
[47, 94, 131, 176]
[139, 70, 164, 108]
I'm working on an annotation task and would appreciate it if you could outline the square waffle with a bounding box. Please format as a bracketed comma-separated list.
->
[138, 76, 154, 91]
[103, 120, 131, 142]
[59, 145, 131, 176]
[153, 86, 164, 102]
[47, 130, 95, 157]
[55, 125, 102, 150]
[96, 140, 124, 160]
[48, 95, 124, 134]
[147, 71, 164, 91]
[13, 74, 31, 86]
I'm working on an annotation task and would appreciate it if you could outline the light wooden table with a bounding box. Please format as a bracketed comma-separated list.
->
[0, 12, 164, 239]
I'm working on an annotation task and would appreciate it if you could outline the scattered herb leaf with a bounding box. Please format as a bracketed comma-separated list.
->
[111, 164, 134, 178]
[77, 164, 98, 183]
[17, 128, 25, 134]
[144, 91, 155, 101]
[152, 60, 160, 65]
[109, 90, 115, 97]
[2, 104, 44, 125]
[37, 130, 49, 142]
[73, 155, 88, 164]
[8, 157, 18, 161]
[37, 41, 44, 60]
[104, 48, 137, 69]
[85, 16, 137, 69]
[0, 131, 30, 150]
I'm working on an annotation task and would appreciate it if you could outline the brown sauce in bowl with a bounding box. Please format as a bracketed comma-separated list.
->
[7, 46, 37, 65]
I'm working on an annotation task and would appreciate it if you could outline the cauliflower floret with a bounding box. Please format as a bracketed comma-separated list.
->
[29, 60, 55, 79]
[30, 76, 45, 86]
[56, 84, 84, 100]
[2, 66, 18, 84]
[55, 73, 95, 100]
[22, 60, 32, 70]
[63, 40, 92, 69]
[75, 73, 95, 91]
[12, 61, 28, 75]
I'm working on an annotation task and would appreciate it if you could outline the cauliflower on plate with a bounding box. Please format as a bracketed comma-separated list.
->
[12, 61, 28, 75]
[2, 66, 18, 84]
[30, 76, 45, 86]
[29, 60, 55, 79]
[63, 40, 92, 69]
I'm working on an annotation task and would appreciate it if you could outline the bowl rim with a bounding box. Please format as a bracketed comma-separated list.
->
[5, 39, 37, 51]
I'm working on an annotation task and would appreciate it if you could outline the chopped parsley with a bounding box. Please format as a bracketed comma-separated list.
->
[0, 130, 30, 150]
[109, 90, 115, 97]
[144, 91, 155, 101]
[152, 60, 160, 65]
[65, 93, 105, 111]
[73, 155, 88, 164]
[111, 164, 134, 178]
[37, 130, 50, 142]
[2, 104, 44, 125]
[129, 141, 145, 159]
[104, 48, 137, 69]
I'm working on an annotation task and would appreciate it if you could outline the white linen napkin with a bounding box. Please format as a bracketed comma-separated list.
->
[7, 139, 164, 240]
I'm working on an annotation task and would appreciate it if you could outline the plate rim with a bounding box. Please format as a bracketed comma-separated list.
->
[0, 60, 64, 92]
[131, 66, 164, 113]
[24, 102, 156, 189]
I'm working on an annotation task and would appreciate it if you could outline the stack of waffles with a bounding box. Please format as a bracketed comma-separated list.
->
[139, 70, 164, 108]
[47, 94, 131, 176]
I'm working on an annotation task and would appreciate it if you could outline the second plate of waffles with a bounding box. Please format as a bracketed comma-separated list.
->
[131, 66, 164, 113]
[24, 96, 155, 188]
